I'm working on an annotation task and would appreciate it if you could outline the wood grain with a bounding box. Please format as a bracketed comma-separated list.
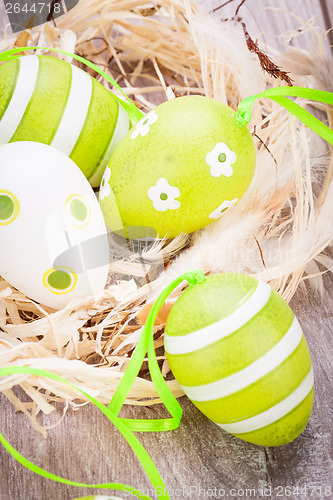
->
[0, 1, 332, 500]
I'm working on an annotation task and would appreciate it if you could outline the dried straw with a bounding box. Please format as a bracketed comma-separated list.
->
[0, 0, 332, 433]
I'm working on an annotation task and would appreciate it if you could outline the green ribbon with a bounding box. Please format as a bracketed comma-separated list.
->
[235, 86, 333, 145]
[0, 271, 206, 499]
[0, 46, 144, 124]
[109, 270, 206, 432]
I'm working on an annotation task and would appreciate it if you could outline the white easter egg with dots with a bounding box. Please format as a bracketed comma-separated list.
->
[0, 142, 109, 309]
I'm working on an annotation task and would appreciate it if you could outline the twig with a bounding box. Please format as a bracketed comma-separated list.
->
[211, 0, 246, 15]
[210, 1, 293, 85]
[252, 125, 278, 165]
[253, 236, 267, 268]
[235, 0, 247, 16]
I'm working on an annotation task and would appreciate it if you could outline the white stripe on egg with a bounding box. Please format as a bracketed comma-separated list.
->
[164, 279, 272, 355]
[89, 102, 130, 186]
[0, 55, 40, 143]
[51, 64, 93, 155]
[181, 315, 303, 402]
[215, 369, 314, 434]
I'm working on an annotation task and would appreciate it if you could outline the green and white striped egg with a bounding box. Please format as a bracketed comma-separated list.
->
[0, 55, 130, 187]
[165, 273, 314, 446]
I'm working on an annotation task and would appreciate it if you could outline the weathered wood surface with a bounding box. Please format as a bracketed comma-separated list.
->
[0, 1, 332, 499]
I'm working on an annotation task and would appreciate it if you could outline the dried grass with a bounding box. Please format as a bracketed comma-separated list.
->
[0, 0, 332, 432]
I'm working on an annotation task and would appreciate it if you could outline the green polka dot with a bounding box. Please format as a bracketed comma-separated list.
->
[0, 195, 14, 221]
[218, 152, 226, 162]
[70, 199, 88, 222]
[160, 193, 168, 201]
[47, 270, 72, 290]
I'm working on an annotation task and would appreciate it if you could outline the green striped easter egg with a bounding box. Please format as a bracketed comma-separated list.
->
[165, 273, 314, 446]
[0, 55, 130, 187]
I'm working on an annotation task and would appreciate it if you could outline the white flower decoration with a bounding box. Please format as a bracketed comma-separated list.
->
[131, 110, 158, 139]
[206, 142, 237, 178]
[99, 167, 111, 200]
[209, 198, 238, 220]
[148, 178, 181, 212]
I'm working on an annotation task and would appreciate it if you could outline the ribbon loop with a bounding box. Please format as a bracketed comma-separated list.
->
[109, 270, 206, 432]
[235, 109, 252, 127]
[235, 86, 333, 145]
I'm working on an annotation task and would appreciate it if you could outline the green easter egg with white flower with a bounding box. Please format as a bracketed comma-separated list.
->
[99, 96, 256, 239]
[0, 55, 130, 187]
[165, 273, 314, 446]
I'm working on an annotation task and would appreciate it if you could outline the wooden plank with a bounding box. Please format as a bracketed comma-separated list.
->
[266, 275, 333, 498]
[0, 393, 271, 498]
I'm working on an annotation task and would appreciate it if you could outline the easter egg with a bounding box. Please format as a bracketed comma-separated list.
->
[0, 55, 130, 187]
[100, 96, 256, 239]
[0, 142, 109, 309]
[165, 273, 314, 446]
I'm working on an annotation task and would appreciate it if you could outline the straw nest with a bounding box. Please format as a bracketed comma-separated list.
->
[0, 0, 332, 434]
